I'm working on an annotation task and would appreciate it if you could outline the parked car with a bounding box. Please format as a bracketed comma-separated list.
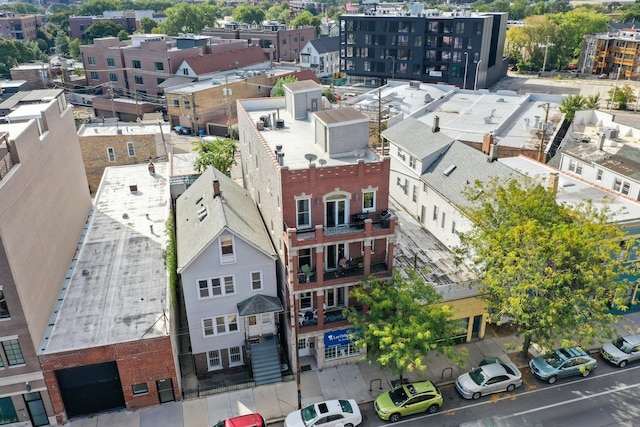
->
[284, 399, 362, 427]
[455, 362, 522, 400]
[342, 92, 357, 99]
[173, 125, 191, 135]
[529, 346, 597, 384]
[213, 413, 266, 427]
[598, 73, 609, 79]
[601, 334, 640, 368]
[374, 380, 443, 422]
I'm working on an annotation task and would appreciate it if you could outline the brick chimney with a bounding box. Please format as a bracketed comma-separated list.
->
[482, 132, 494, 154]
[548, 172, 559, 195]
[213, 179, 221, 198]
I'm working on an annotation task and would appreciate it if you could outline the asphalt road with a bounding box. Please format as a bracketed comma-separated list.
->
[354, 355, 639, 427]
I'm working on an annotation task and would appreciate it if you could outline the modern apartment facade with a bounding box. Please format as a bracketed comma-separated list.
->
[579, 28, 640, 79]
[0, 90, 92, 425]
[237, 81, 396, 370]
[339, 7, 508, 88]
[0, 12, 39, 41]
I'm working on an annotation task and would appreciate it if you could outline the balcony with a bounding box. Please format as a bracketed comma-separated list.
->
[296, 261, 389, 286]
[299, 305, 363, 329]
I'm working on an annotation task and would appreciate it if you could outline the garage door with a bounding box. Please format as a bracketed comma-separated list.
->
[55, 362, 125, 418]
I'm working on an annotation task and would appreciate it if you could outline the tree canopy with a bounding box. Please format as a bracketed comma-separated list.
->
[0, 39, 41, 78]
[348, 269, 467, 380]
[84, 21, 126, 43]
[159, 3, 220, 36]
[192, 137, 237, 174]
[607, 84, 637, 111]
[559, 93, 601, 121]
[456, 177, 637, 356]
[232, 4, 266, 25]
[272, 75, 298, 96]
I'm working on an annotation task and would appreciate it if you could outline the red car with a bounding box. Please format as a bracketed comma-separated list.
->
[214, 413, 266, 427]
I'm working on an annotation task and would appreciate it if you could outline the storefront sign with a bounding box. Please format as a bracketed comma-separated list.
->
[324, 328, 354, 347]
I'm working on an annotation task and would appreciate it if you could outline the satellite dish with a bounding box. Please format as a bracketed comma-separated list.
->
[304, 153, 317, 163]
[353, 149, 366, 158]
[319, 159, 327, 166]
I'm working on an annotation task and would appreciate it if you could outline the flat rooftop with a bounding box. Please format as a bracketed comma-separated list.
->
[78, 121, 171, 137]
[164, 66, 292, 95]
[500, 156, 640, 224]
[239, 98, 381, 170]
[346, 81, 565, 151]
[39, 163, 170, 354]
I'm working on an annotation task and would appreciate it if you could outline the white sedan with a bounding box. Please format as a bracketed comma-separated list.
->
[284, 399, 362, 427]
[455, 361, 522, 400]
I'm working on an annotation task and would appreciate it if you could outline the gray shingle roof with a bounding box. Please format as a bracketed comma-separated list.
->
[176, 167, 276, 272]
[421, 141, 520, 209]
[382, 116, 455, 159]
[309, 36, 339, 54]
[237, 294, 283, 316]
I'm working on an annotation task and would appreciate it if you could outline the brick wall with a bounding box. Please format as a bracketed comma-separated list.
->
[39, 337, 179, 425]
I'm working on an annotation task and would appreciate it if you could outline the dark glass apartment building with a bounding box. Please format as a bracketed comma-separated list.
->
[339, 8, 508, 89]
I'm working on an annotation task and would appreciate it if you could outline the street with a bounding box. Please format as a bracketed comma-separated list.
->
[348, 356, 640, 427]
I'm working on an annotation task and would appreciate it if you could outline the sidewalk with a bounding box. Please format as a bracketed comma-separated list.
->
[68, 311, 640, 427]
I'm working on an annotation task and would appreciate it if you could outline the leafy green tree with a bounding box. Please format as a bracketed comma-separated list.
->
[192, 137, 237, 174]
[0, 39, 38, 78]
[55, 33, 70, 57]
[347, 269, 467, 382]
[50, 11, 72, 34]
[85, 21, 126, 43]
[10, 2, 41, 14]
[584, 93, 601, 110]
[160, 3, 218, 35]
[77, 0, 122, 16]
[457, 177, 637, 356]
[323, 89, 337, 103]
[69, 39, 81, 58]
[266, 5, 290, 22]
[607, 84, 637, 110]
[291, 11, 321, 30]
[140, 17, 158, 33]
[559, 94, 586, 122]
[117, 30, 130, 41]
[232, 4, 266, 25]
[272, 75, 298, 96]
[49, 3, 72, 13]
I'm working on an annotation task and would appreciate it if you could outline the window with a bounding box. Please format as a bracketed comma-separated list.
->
[299, 248, 311, 271]
[248, 315, 257, 326]
[251, 271, 262, 291]
[403, 179, 409, 196]
[452, 220, 457, 234]
[109, 73, 118, 82]
[441, 211, 446, 229]
[208, 350, 222, 370]
[134, 75, 143, 85]
[2, 340, 24, 365]
[198, 275, 234, 298]
[613, 178, 630, 194]
[88, 56, 96, 65]
[622, 181, 631, 195]
[0, 289, 9, 319]
[157, 78, 165, 85]
[363, 190, 376, 211]
[107, 58, 115, 67]
[127, 142, 135, 157]
[300, 292, 312, 310]
[326, 287, 346, 308]
[433, 205, 439, 221]
[409, 156, 417, 169]
[229, 346, 243, 366]
[596, 169, 603, 181]
[107, 147, 116, 162]
[297, 198, 311, 228]
[154, 62, 164, 71]
[0, 397, 17, 424]
[184, 100, 191, 109]
[203, 315, 238, 336]
[132, 383, 148, 395]
[326, 194, 348, 227]
[325, 342, 359, 361]
[220, 235, 235, 263]
[132, 60, 141, 68]
[397, 148, 406, 161]
[173, 99, 179, 108]
[90, 71, 99, 80]
[412, 185, 417, 202]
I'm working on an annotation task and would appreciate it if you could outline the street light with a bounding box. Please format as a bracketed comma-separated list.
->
[609, 66, 622, 114]
[473, 60, 482, 91]
[386, 56, 396, 80]
[463, 52, 469, 90]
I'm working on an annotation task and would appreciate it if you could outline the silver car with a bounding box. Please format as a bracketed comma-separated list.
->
[601, 334, 640, 368]
[455, 362, 523, 400]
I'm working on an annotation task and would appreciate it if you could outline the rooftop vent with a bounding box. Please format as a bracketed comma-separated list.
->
[129, 184, 138, 193]
[443, 164, 457, 176]
[275, 118, 285, 129]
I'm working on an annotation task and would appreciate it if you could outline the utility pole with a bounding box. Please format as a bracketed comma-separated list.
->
[191, 92, 197, 135]
[225, 75, 232, 138]
[537, 103, 550, 163]
[542, 36, 550, 73]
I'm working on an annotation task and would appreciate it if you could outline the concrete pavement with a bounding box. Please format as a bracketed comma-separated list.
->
[67, 311, 640, 427]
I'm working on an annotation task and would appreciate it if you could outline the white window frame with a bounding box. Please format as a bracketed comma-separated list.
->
[208, 350, 222, 370]
[229, 346, 243, 366]
[441, 211, 446, 229]
[107, 147, 116, 162]
[596, 169, 603, 181]
[197, 275, 235, 299]
[219, 235, 235, 264]
[251, 271, 262, 291]
[296, 197, 311, 228]
[203, 314, 239, 337]
[433, 205, 439, 221]
[127, 142, 135, 157]
[362, 187, 377, 212]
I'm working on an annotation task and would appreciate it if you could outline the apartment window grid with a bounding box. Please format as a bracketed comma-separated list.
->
[109, 73, 118, 82]
[132, 60, 141, 69]
[363, 190, 376, 211]
[127, 142, 135, 157]
[134, 75, 143, 85]
[90, 71, 99, 80]
[409, 156, 417, 169]
[197, 275, 235, 299]
[2, 340, 24, 366]
[154, 62, 164, 71]
[251, 271, 262, 291]
[208, 350, 222, 370]
[296, 198, 311, 228]
[229, 346, 243, 366]
[106, 58, 116, 67]
[88, 56, 96, 65]
[172, 99, 179, 108]
[107, 147, 116, 162]
[202, 314, 238, 337]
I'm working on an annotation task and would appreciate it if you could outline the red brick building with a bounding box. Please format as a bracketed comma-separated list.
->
[237, 80, 396, 370]
[37, 163, 179, 424]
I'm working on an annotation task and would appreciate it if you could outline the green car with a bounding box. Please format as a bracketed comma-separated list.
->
[374, 381, 443, 423]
